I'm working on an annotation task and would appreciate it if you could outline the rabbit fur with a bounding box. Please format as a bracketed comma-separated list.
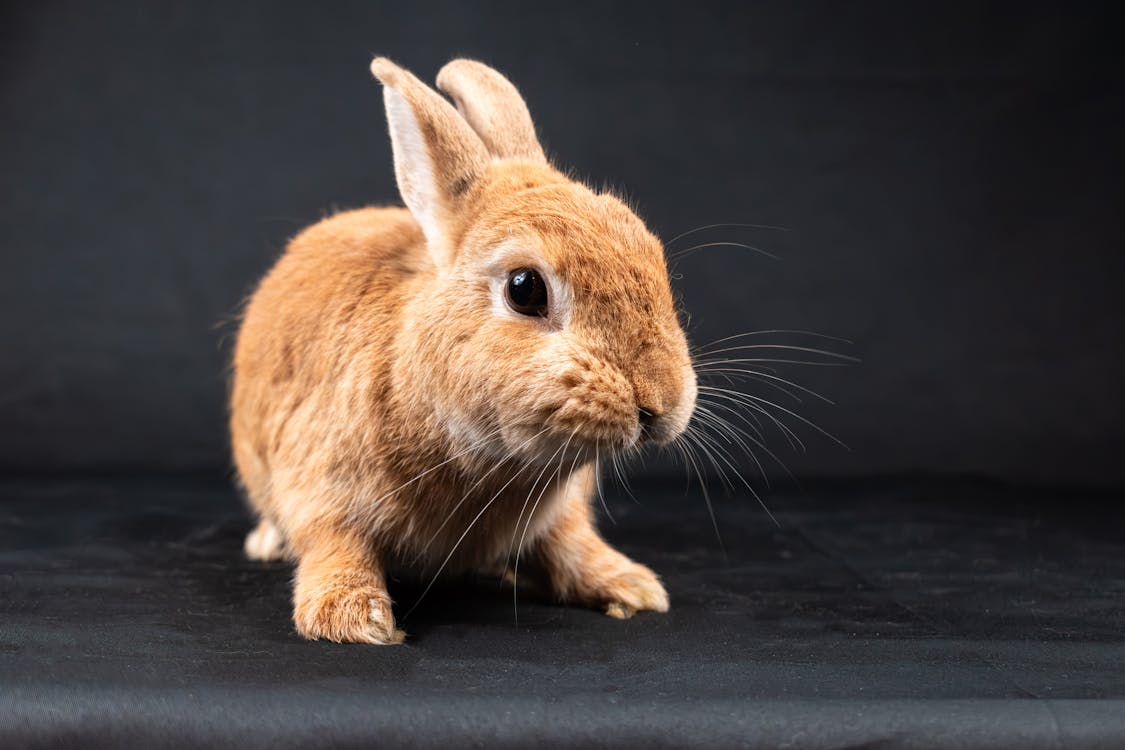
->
[229, 57, 697, 643]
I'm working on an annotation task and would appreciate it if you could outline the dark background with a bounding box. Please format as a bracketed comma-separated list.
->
[3, 1, 1123, 486]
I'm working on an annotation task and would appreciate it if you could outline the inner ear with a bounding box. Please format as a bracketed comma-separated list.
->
[382, 87, 441, 243]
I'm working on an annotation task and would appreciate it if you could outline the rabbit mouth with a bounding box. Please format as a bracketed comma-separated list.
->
[493, 366, 697, 463]
[502, 414, 684, 468]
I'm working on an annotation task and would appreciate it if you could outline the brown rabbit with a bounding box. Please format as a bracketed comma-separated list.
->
[229, 57, 697, 643]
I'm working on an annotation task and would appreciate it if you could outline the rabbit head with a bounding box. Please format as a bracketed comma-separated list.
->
[370, 57, 696, 466]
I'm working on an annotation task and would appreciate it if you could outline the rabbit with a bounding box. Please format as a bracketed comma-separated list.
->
[229, 57, 697, 644]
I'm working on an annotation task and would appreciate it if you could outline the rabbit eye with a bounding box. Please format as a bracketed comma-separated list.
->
[505, 267, 549, 317]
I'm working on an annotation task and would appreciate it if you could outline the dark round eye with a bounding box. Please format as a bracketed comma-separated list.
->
[505, 267, 549, 317]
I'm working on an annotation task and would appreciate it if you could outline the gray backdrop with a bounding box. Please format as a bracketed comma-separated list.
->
[2, 1, 1122, 484]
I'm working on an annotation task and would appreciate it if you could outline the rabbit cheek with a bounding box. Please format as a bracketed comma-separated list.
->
[550, 362, 638, 449]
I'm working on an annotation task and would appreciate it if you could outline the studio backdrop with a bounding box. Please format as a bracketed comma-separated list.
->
[2, 1, 1122, 485]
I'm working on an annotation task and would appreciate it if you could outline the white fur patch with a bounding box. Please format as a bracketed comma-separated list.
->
[244, 519, 286, 561]
[664, 364, 698, 440]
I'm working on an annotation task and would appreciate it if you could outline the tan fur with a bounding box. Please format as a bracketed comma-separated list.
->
[436, 59, 547, 162]
[229, 57, 696, 643]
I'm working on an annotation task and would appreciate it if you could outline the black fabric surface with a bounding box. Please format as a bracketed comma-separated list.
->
[2, 477, 1123, 748]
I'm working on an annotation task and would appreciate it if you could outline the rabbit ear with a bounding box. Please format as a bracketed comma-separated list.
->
[436, 59, 547, 163]
[370, 57, 490, 266]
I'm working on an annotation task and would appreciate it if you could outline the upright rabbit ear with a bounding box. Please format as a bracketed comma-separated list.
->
[436, 59, 547, 163]
[370, 57, 490, 267]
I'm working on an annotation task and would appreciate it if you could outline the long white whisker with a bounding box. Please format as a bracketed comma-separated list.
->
[701, 369, 806, 403]
[677, 429, 726, 558]
[690, 425, 780, 528]
[696, 368, 835, 404]
[409, 425, 550, 570]
[692, 329, 853, 354]
[505, 440, 569, 577]
[700, 388, 771, 446]
[405, 436, 551, 619]
[688, 421, 737, 494]
[693, 404, 771, 487]
[671, 240, 778, 262]
[693, 356, 852, 368]
[701, 390, 805, 452]
[710, 388, 848, 449]
[346, 424, 505, 523]
[593, 441, 615, 524]
[671, 436, 690, 492]
[665, 222, 789, 246]
[694, 395, 799, 479]
[693, 406, 760, 469]
[689, 422, 743, 496]
[694, 343, 859, 362]
[609, 449, 637, 504]
[513, 428, 580, 624]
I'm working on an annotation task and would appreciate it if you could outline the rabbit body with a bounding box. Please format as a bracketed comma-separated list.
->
[230, 59, 695, 643]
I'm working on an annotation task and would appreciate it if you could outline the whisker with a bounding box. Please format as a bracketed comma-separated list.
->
[609, 449, 638, 504]
[694, 356, 852, 368]
[695, 368, 835, 404]
[689, 424, 781, 528]
[693, 405, 761, 470]
[665, 221, 789, 246]
[693, 404, 771, 487]
[687, 421, 737, 495]
[692, 329, 853, 354]
[348, 424, 506, 523]
[668, 327, 851, 539]
[670, 240, 778, 262]
[513, 428, 580, 624]
[694, 343, 859, 362]
[505, 440, 569, 579]
[669, 434, 697, 495]
[410, 425, 550, 570]
[701, 369, 806, 403]
[700, 389, 805, 452]
[699, 386, 771, 445]
[405, 435, 552, 619]
[593, 441, 615, 524]
[677, 428, 727, 558]
[694, 395, 799, 479]
[692, 415, 765, 487]
[707, 387, 848, 450]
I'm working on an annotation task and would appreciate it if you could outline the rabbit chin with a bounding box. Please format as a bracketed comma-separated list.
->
[509, 431, 631, 470]
[501, 413, 691, 468]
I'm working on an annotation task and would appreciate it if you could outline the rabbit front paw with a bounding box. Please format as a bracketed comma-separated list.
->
[293, 586, 406, 645]
[594, 561, 670, 619]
